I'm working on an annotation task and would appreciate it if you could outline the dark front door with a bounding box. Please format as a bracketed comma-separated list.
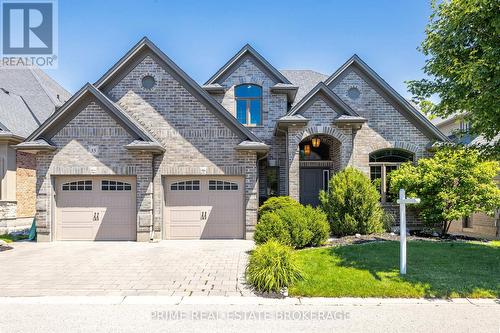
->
[300, 168, 325, 207]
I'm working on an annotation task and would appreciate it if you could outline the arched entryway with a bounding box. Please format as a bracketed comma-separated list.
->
[299, 134, 341, 206]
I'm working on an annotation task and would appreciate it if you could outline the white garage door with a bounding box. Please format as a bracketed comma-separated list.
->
[164, 176, 244, 239]
[56, 176, 136, 241]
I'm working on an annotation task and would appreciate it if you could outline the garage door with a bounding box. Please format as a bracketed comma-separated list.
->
[56, 176, 136, 241]
[164, 176, 244, 239]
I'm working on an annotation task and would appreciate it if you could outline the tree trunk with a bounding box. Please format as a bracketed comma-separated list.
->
[442, 220, 451, 236]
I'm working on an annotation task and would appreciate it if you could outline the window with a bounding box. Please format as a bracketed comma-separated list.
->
[141, 75, 156, 90]
[323, 170, 330, 192]
[62, 180, 92, 191]
[235, 84, 262, 125]
[462, 216, 472, 228]
[266, 167, 279, 197]
[369, 149, 414, 203]
[101, 180, 132, 191]
[170, 180, 200, 191]
[347, 87, 360, 100]
[208, 180, 238, 191]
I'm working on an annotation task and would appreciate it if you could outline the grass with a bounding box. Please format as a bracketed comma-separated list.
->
[289, 240, 500, 298]
[0, 233, 28, 243]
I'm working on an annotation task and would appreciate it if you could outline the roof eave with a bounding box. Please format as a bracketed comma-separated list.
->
[270, 86, 299, 103]
[234, 142, 270, 152]
[0, 132, 24, 144]
[124, 142, 165, 154]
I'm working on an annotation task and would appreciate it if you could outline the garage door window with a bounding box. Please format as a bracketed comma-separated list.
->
[170, 180, 200, 191]
[101, 180, 132, 191]
[209, 180, 238, 191]
[62, 180, 92, 191]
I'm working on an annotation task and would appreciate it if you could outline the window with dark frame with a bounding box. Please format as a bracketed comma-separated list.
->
[170, 180, 200, 191]
[208, 180, 238, 191]
[62, 180, 92, 191]
[266, 167, 279, 197]
[101, 180, 132, 191]
[235, 84, 262, 126]
[369, 149, 414, 203]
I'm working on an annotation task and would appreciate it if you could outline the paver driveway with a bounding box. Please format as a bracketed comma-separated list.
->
[0, 240, 255, 297]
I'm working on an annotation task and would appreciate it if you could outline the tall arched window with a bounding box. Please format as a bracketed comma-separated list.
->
[235, 84, 262, 125]
[369, 149, 414, 203]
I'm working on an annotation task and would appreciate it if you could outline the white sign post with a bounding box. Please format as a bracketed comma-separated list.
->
[396, 189, 420, 275]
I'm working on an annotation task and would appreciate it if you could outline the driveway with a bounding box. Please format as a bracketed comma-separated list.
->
[0, 240, 255, 297]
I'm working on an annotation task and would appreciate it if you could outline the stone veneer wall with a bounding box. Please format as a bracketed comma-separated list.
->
[35, 100, 154, 241]
[16, 151, 36, 218]
[106, 55, 258, 238]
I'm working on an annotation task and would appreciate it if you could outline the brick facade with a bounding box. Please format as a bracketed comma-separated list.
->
[30, 40, 442, 241]
[34, 100, 153, 241]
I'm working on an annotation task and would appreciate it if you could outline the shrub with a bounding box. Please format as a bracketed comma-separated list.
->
[258, 196, 301, 217]
[274, 206, 312, 249]
[320, 167, 384, 236]
[254, 212, 291, 246]
[255, 204, 329, 248]
[246, 240, 303, 293]
[302, 206, 330, 247]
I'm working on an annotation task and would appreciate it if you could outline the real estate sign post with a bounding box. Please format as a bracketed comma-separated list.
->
[397, 189, 420, 275]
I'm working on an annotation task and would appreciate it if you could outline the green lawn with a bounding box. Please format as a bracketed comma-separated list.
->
[289, 240, 500, 298]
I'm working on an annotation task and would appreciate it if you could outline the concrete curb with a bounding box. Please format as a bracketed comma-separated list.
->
[0, 296, 498, 306]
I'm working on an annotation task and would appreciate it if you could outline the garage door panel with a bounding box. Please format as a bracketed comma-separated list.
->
[164, 176, 244, 240]
[56, 176, 136, 241]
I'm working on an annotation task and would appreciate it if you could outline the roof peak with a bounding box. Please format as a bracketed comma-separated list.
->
[205, 43, 291, 85]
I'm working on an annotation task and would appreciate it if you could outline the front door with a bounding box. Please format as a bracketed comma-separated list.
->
[300, 169, 328, 207]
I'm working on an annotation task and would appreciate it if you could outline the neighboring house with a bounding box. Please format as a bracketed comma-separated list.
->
[17, 38, 448, 242]
[432, 115, 500, 239]
[0, 67, 70, 234]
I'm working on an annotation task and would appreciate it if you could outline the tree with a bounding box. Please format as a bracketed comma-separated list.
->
[319, 167, 384, 236]
[407, 0, 500, 141]
[389, 147, 500, 235]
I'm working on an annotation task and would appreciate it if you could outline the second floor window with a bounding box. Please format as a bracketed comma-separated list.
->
[235, 84, 262, 126]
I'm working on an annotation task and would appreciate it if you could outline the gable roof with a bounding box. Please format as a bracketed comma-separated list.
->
[205, 44, 292, 85]
[26, 83, 157, 143]
[286, 82, 360, 118]
[0, 67, 70, 138]
[94, 37, 261, 143]
[325, 54, 449, 141]
[280, 70, 329, 106]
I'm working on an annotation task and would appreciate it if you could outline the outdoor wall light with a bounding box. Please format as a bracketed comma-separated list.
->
[304, 144, 311, 156]
[311, 137, 321, 148]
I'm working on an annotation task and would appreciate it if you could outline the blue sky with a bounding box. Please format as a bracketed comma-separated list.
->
[48, 0, 432, 97]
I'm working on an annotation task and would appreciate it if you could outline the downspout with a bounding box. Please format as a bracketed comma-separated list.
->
[149, 155, 155, 241]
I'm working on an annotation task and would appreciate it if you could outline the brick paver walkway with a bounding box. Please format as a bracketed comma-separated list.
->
[0, 240, 255, 296]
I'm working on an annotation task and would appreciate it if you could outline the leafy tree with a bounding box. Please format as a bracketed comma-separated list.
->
[390, 147, 500, 235]
[319, 167, 384, 236]
[407, 0, 500, 140]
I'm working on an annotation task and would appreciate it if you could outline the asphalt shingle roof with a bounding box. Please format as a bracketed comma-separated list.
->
[0, 67, 70, 138]
[279, 70, 329, 106]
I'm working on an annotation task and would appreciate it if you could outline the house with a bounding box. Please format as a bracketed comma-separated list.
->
[17, 38, 448, 241]
[432, 115, 500, 239]
[0, 67, 70, 234]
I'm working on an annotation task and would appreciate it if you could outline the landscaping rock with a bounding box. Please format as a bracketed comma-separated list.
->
[355, 233, 361, 238]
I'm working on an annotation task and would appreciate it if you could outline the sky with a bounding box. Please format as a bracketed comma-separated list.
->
[47, 0, 433, 97]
